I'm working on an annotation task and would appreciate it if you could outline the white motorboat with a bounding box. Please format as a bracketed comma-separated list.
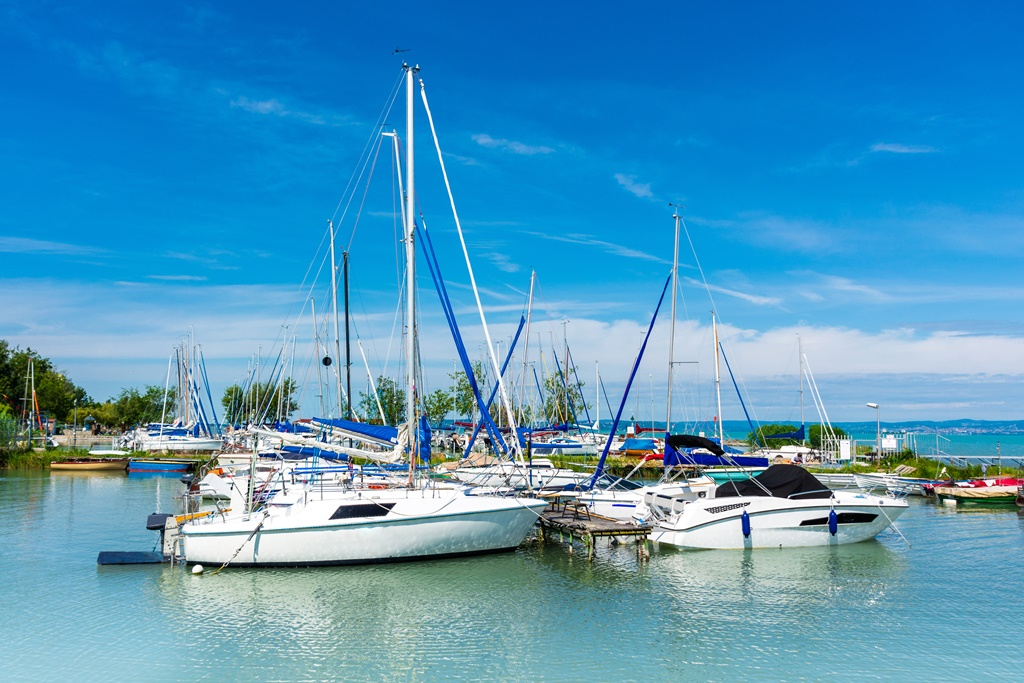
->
[642, 464, 908, 549]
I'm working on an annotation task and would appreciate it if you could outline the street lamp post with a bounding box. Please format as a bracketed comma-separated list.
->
[73, 399, 78, 450]
[866, 402, 880, 463]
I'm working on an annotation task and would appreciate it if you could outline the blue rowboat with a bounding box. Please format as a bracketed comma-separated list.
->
[128, 459, 194, 473]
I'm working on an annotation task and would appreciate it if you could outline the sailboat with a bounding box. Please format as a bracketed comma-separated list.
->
[179, 65, 547, 567]
[637, 220, 908, 549]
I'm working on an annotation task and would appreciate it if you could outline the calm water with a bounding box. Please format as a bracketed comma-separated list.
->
[2, 471, 1023, 682]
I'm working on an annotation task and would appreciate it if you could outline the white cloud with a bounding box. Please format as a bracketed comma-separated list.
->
[524, 230, 666, 263]
[148, 275, 209, 282]
[471, 134, 553, 155]
[0, 236, 106, 256]
[870, 143, 937, 154]
[614, 173, 654, 199]
[683, 277, 781, 306]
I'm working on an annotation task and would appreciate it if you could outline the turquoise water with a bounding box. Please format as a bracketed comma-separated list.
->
[2, 470, 1024, 681]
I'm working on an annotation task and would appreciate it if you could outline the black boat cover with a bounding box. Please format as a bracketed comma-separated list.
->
[665, 434, 725, 456]
[715, 464, 833, 499]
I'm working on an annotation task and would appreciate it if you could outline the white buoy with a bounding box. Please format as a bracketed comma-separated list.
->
[942, 498, 957, 507]
[192, 564, 204, 575]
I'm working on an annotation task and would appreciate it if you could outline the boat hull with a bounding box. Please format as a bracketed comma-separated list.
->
[128, 459, 194, 472]
[181, 493, 547, 567]
[50, 459, 128, 471]
[650, 492, 908, 549]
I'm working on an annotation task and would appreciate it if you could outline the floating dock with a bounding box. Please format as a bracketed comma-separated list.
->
[537, 500, 651, 561]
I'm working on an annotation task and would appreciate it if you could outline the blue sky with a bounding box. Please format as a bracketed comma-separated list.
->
[3, 1, 1024, 425]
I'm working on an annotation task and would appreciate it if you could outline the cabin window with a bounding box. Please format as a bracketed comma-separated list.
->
[799, 512, 878, 526]
[329, 503, 395, 520]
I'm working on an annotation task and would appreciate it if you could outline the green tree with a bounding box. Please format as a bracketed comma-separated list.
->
[0, 340, 91, 422]
[81, 402, 118, 432]
[222, 379, 298, 424]
[111, 385, 173, 428]
[358, 376, 406, 425]
[747, 423, 801, 448]
[542, 371, 587, 426]
[423, 387, 454, 427]
[808, 424, 848, 449]
[449, 361, 484, 419]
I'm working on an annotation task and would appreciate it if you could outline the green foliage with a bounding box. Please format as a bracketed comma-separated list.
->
[358, 376, 406, 425]
[808, 424, 848, 449]
[449, 361, 484, 419]
[423, 387, 454, 427]
[222, 379, 298, 424]
[748, 423, 850, 449]
[0, 340, 91, 422]
[542, 371, 588, 425]
[110, 385, 174, 427]
[748, 423, 800, 447]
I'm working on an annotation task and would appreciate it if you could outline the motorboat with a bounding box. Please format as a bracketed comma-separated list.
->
[641, 464, 908, 549]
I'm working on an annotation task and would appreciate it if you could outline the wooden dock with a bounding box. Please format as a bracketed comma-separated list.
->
[537, 501, 651, 561]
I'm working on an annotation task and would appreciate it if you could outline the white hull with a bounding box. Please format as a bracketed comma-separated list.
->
[137, 437, 223, 452]
[650, 491, 907, 549]
[450, 462, 589, 490]
[181, 489, 546, 566]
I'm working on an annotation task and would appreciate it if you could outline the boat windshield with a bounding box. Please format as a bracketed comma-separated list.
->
[594, 474, 644, 491]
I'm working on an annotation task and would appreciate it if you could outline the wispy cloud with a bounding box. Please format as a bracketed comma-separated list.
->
[870, 142, 937, 154]
[481, 251, 520, 274]
[687, 213, 844, 254]
[0, 236, 106, 256]
[614, 173, 654, 199]
[524, 231, 666, 263]
[683, 277, 781, 306]
[230, 96, 326, 125]
[472, 134, 553, 155]
[148, 275, 209, 282]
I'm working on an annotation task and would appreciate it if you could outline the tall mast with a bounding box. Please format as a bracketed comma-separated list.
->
[344, 251, 352, 419]
[713, 311, 724, 446]
[329, 220, 343, 418]
[404, 63, 419, 483]
[666, 207, 681, 446]
[798, 335, 805, 447]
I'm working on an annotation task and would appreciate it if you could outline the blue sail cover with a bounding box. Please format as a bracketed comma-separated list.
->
[663, 433, 768, 467]
[417, 415, 431, 464]
[765, 426, 806, 441]
[312, 417, 398, 448]
[665, 451, 769, 467]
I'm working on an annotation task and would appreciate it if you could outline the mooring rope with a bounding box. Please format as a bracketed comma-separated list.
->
[208, 511, 269, 576]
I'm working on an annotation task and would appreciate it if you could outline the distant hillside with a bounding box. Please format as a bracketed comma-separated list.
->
[720, 419, 1024, 436]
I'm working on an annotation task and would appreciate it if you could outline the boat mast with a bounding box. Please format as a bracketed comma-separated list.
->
[329, 220, 343, 418]
[713, 311, 724, 446]
[798, 335, 806, 447]
[666, 207, 681, 459]
[404, 63, 419, 485]
[344, 250, 352, 419]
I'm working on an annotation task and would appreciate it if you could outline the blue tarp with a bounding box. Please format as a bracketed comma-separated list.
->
[765, 426, 806, 441]
[312, 417, 398, 447]
[617, 438, 658, 451]
[664, 451, 769, 467]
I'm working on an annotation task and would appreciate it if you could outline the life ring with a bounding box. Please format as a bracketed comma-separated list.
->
[368, 484, 387, 490]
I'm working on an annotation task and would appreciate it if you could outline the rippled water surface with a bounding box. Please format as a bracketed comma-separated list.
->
[2, 471, 1023, 681]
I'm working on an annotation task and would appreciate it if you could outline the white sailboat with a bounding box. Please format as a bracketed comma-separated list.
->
[179, 65, 546, 567]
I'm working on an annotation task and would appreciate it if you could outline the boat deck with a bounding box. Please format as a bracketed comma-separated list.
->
[537, 500, 651, 561]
